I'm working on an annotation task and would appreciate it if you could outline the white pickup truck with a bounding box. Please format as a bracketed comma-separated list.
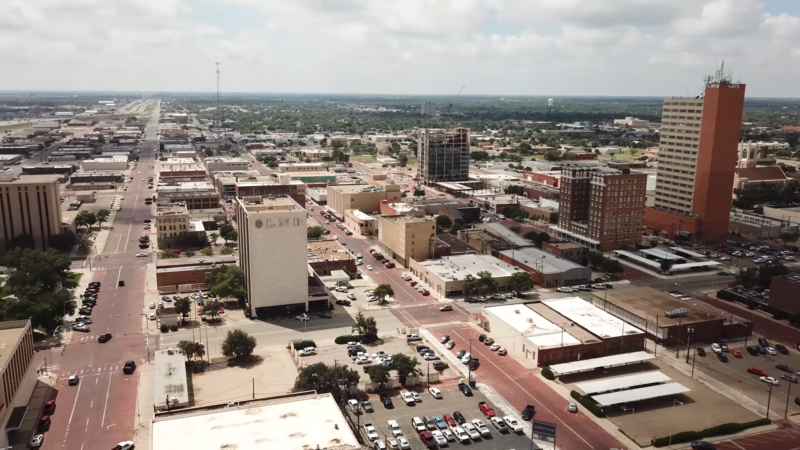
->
[503, 415, 524, 434]
[399, 390, 415, 405]
[364, 423, 379, 441]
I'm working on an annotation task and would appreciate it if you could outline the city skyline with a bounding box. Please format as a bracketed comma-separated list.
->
[2, 0, 799, 97]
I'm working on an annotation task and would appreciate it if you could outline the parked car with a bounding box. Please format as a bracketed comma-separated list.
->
[521, 404, 535, 421]
[761, 376, 779, 386]
[748, 367, 768, 376]
[731, 349, 742, 358]
[696, 347, 706, 356]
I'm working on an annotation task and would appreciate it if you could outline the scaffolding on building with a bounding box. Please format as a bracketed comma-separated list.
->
[417, 128, 470, 185]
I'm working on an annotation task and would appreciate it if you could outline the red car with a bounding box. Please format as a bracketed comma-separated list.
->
[443, 414, 456, 426]
[731, 349, 742, 358]
[410, 281, 417, 287]
[421, 290, 430, 296]
[747, 367, 767, 376]
[721, 344, 729, 353]
[478, 401, 496, 417]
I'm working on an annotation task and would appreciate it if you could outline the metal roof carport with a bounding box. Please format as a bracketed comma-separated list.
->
[576, 371, 672, 395]
[549, 351, 654, 376]
[591, 383, 691, 406]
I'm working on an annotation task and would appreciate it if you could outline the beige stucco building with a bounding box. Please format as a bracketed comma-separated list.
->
[327, 183, 401, 216]
[408, 254, 520, 298]
[156, 203, 190, 242]
[0, 320, 38, 448]
[344, 209, 376, 236]
[236, 196, 309, 316]
[0, 175, 63, 251]
[377, 215, 436, 267]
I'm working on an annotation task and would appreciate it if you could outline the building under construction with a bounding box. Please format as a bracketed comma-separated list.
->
[417, 128, 470, 185]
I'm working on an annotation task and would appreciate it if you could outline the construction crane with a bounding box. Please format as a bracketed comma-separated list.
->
[444, 85, 466, 113]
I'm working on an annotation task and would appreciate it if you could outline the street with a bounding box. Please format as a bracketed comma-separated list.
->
[39, 101, 159, 450]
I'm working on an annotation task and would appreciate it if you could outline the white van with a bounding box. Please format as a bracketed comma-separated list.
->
[461, 352, 472, 364]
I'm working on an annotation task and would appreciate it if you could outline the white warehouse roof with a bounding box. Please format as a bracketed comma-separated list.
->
[549, 351, 654, 375]
[592, 383, 690, 406]
[485, 304, 581, 348]
[543, 297, 644, 340]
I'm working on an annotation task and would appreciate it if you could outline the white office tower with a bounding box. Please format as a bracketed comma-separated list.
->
[236, 196, 309, 316]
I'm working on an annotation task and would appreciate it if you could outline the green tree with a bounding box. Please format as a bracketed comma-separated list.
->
[366, 364, 391, 382]
[351, 311, 379, 338]
[174, 297, 191, 318]
[293, 363, 360, 404]
[601, 259, 624, 275]
[659, 260, 675, 273]
[221, 329, 257, 358]
[160, 250, 178, 259]
[449, 223, 464, 235]
[184, 250, 195, 257]
[307, 226, 325, 239]
[390, 353, 422, 379]
[470, 150, 490, 161]
[220, 247, 235, 255]
[177, 340, 205, 361]
[95, 209, 111, 229]
[3, 248, 71, 292]
[76, 210, 97, 229]
[201, 247, 213, 257]
[373, 284, 394, 306]
[544, 150, 561, 161]
[398, 154, 408, 167]
[508, 271, 535, 294]
[206, 265, 247, 303]
[203, 300, 222, 321]
[48, 231, 78, 254]
[435, 215, 453, 231]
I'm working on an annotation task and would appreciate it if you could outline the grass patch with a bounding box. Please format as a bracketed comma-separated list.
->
[352, 155, 377, 163]
[64, 272, 82, 289]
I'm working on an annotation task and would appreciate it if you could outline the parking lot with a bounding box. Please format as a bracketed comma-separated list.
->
[694, 341, 800, 416]
[348, 380, 535, 450]
[300, 336, 463, 387]
[560, 359, 760, 446]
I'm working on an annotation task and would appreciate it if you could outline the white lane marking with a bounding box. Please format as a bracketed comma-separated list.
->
[101, 373, 112, 428]
[85, 418, 89, 433]
[450, 327, 595, 450]
[67, 375, 84, 429]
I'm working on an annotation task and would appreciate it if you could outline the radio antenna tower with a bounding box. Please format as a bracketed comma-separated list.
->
[215, 62, 222, 130]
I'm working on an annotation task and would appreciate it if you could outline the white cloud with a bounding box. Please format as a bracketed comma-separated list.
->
[0, 0, 798, 96]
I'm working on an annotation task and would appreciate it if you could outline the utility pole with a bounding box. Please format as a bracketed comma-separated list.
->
[766, 383, 773, 419]
[252, 378, 255, 399]
[785, 382, 792, 418]
[691, 348, 696, 378]
[685, 326, 695, 364]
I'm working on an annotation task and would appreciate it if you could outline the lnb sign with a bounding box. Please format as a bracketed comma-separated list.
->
[532, 420, 556, 443]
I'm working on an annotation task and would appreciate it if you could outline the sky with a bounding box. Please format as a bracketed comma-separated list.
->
[1, 0, 799, 97]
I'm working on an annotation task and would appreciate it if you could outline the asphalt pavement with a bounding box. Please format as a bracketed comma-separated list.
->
[40, 103, 159, 450]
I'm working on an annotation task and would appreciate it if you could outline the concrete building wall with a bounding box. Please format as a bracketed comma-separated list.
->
[378, 216, 436, 267]
[156, 267, 217, 288]
[237, 198, 309, 314]
[691, 81, 746, 242]
[81, 159, 128, 171]
[327, 185, 401, 216]
[0, 175, 63, 251]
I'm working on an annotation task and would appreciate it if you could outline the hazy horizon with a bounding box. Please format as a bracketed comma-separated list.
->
[3, 0, 800, 97]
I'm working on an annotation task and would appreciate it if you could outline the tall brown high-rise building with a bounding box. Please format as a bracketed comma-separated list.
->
[550, 166, 647, 251]
[644, 66, 745, 242]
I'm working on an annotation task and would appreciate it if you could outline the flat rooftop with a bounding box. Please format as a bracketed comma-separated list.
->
[308, 240, 352, 263]
[528, 303, 602, 345]
[0, 174, 60, 185]
[0, 321, 29, 371]
[156, 256, 236, 268]
[499, 247, 586, 275]
[420, 254, 520, 281]
[593, 287, 741, 327]
[156, 204, 188, 216]
[152, 393, 359, 450]
[485, 304, 581, 348]
[237, 195, 303, 212]
[543, 297, 644, 340]
[348, 209, 374, 220]
[154, 349, 189, 409]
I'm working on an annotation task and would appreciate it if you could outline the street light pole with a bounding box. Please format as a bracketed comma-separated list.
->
[785, 381, 793, 418]
[685, 326, 695, 364]
[691, 348, 696, 378]
[766, 383, 774, 419]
